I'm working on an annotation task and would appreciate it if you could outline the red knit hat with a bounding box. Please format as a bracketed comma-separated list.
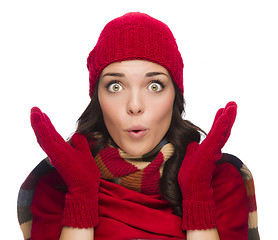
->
[87, 12, 184, 97]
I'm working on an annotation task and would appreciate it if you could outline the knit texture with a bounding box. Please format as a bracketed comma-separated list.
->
[87, 12, 184, 97]
[94, 139, 174, 195]
[17, 153, 259, 240]
[30, 108, 101, 229]
[178, 102, 237, 230]
[181, 194, 217, 230]
[62, 195, 99, 228]
[217, 154, 260, 239]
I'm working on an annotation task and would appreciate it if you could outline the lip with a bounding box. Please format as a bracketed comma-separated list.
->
[125, 125, 148, 139]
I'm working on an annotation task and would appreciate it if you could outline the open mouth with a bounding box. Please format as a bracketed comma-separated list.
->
[132, 130, 141, 133]
[126, 128, 148, 138]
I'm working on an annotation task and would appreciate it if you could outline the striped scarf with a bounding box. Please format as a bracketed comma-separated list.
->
[95, 141, 260, 239]
[94, 139, 174, 195]
[217, 154, 260, 239]
[17, 140, 260, 239]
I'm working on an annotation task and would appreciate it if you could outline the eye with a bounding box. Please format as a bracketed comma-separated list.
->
[148, 80, 165, 92]
[106, 81, 123, 93]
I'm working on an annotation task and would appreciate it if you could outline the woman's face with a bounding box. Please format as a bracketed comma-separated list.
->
[98, 60, 175, 156]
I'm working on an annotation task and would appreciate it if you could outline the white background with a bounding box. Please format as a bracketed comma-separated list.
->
[1, 0, 277, 239]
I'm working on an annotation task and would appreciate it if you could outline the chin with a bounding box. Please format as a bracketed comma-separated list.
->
[125, 149, 147, 156]
[122, 143, 153, 156]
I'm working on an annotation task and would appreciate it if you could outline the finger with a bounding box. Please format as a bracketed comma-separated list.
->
[211, 102, 236, 128]
[71, 132, 91, 153]
[220, 102, 237, 136]
[221, 102, 237, 143]
[30, 107, 56, 153]
[209, 101, 237, 135]
[31, 106, 65, 144]
[42, 112, 65, 144]
[31, 107, 65, 157]
[225, 101, 237, 126]
[30, 107, 44, 148]
[225, 101, 237, 109]
[208, 104, 237, 150]
[203, 102, 237, 152]
[30, 107, 47, 141]
[207, 107, 224, 139]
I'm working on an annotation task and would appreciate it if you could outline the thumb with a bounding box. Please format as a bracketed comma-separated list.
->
[184, 141, 199, 158]
[71, 133, 91, 153]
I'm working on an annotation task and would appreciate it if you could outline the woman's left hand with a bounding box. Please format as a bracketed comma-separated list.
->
[178, 101, 237, 230]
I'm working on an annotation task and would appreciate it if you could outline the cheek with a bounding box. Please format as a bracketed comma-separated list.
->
[148, 97, 174, 128]
[98, 95, 123, 130]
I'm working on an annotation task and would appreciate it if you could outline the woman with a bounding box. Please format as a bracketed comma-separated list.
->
[17, 12, 259, 239]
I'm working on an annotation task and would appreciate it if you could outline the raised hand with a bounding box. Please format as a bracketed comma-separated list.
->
[178, 101, 237, 230]
[31, 107, 100, 228]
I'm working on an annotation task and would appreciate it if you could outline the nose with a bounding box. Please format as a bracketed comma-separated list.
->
[127, 92, 144, 115]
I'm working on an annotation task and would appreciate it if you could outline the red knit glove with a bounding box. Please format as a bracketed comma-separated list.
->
[178, 101, 237, 230]
[31, 107, 101, 228]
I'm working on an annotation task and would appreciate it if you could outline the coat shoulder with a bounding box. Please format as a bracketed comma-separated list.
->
[212, 153, 250, 240]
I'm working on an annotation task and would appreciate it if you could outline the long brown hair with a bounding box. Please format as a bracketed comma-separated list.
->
[76, 79, 204, 217]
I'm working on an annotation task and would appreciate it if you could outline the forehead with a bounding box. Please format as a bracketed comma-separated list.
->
[100, 60, 170, 77]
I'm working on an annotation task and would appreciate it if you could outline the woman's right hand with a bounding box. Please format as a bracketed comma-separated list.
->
[31, 107, 101, 228]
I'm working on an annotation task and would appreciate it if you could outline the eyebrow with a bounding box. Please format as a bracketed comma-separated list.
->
[102, 72, 168, 78]
[102, 73, 125, 78]
[145, 72, 168, 77]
